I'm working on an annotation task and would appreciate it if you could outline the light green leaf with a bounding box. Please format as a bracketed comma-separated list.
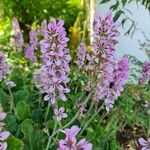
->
[7, 136, 24, 150]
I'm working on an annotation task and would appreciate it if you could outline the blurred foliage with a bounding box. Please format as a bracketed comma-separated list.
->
[1, 0, 80, 30]
[0, 0, 81, 51]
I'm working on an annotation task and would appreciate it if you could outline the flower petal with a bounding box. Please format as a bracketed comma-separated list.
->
[138, 138, 148, 146]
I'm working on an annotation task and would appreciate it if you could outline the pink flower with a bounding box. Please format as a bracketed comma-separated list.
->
[0, 108, 6, 128]
[58, 137, 77, 150]
[76, 43, 86, 69]
[77, 139, 93, 150]
[54, 107, 68, 121]
[0, 52, 10, 81]
[0, 112, 6, 122]
[139, 61, 150, 85]
[63, 126, 81, 138]
[12, 17, 24, 51]
[34, 18, 71, 104]
[0, 142, 7, 150]
[40, 19, 47, 36]
[25, 30, 38, 62]
[58, 126, 92, 150]
[138, 138, 150, 150]
[0, 131, 10, 141]
[0, 108, 10, 150]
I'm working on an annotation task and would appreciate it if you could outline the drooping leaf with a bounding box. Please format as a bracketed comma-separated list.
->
[110, 1, 119, 11]
[100, 0, 111, 4]
[122, 0, 128, 7]
[113, 10, 124, 21]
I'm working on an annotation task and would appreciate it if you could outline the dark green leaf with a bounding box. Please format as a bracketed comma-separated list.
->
[13, 89, 30, 103]
[100, 0, 111, 4]
[122, 0, 128, 7]
[16, 101, 31, 120]
[5, 114, 18, 133]
[110, 1, 119, 11]
[0, 90, 9, 111]
[113, 10, 124, 21]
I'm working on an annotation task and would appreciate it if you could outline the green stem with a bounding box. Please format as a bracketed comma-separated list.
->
[8, 86, 15, 113]
[38, 93, 42, 108]
[79, 103, 104, 135]
[46, 119, 57, 150]
[46, 90, 94, 140]
[45, 103, 51, 123]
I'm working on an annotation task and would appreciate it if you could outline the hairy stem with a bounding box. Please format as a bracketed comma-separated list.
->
[46, 119, 57, 150]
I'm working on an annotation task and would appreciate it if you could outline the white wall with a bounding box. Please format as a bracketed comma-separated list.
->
[96, 0, 150, 62]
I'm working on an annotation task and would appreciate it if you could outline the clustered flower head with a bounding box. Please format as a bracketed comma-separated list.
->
[104, 58, 129, 111]
[0, 52, 10, 81]
[139, 61, 150, 85]
[25, 30, 38, 62]
[0, 107, 10, 150]
[12, 17, 24, 51]
[58, 125, 92, 150]
[34, 18, 71, 104]
[76, 42, 87, 69]
[138, 137, 150, 150]
[86, 12, 129, 111]
[93, 12, 120, 60]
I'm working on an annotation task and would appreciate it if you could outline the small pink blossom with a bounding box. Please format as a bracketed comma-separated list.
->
[0, 131, 10, 141]
[54, 107, 68, 121]
[58, 126, 92, 150]
[0, 112, 6, 122]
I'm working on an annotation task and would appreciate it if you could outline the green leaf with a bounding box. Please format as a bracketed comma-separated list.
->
[5, 114, 18, 133]
[7, 136, 24, 150]
[113, 10, 124, 21]
[16, 101, 31, 120]
[0, 90, 9, 111]
[100, 0, 111, 4]
[21, 119, 34, 149]
[21, 119, 34, 138]
[31, 108, 44, 123]
[21, 119, 46, 150]
[13, 89, 30, 103]
[110, 1, 119, 11]
[122, 0, 128, 7]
